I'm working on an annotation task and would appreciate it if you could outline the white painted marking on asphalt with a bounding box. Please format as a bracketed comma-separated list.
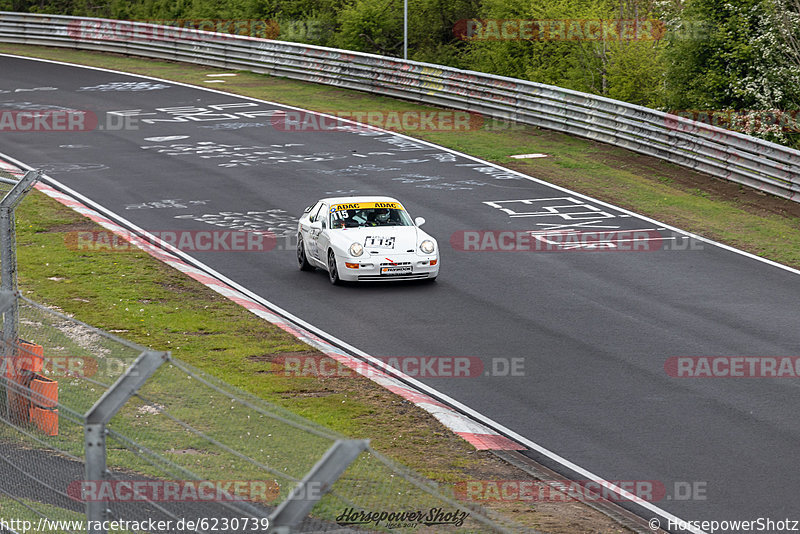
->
[533, 233, 675, 250]
[144, 135, 190, 142]
[0, 86, 57, 93]
[535, 220, 619, 230]
[125, 199, 210, 210]
[483, 198, 617, 220]
[509, 153, 548, 159]
[79, 81, 169, 91]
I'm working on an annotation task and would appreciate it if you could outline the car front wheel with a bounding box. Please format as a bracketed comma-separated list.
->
[327, 250, 340, 285]
[297, 236, 314, 271]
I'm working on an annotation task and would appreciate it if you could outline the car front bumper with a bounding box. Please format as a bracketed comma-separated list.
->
[336, 254, 439, 282]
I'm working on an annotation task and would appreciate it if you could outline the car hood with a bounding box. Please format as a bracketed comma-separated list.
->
[330, 226, 431, 254]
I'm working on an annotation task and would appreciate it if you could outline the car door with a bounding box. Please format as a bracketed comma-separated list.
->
[300, 202, 322, 263]
[308, 203, 328, 263]
[315, 204, 333, 263]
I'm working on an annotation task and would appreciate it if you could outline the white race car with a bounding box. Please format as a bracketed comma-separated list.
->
[296, 196, 439, 283]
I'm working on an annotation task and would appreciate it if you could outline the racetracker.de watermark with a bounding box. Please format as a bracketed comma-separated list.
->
[3, 354, 128, 379]
[665, 109, 800, 133]
[64, 230, 275, 253]
[67, 480, 280, 503]
[454, 18, 666, 41]
[454, 18, 708, 41]
[0, 110, 137, 132]
[274, 355, 525, 378]
[665, 356, 800, 378]
[272, 110, 484, 133]
[456, 479, 707, 503]
[68, 19, 277, 41]
[450, 230, 703, 252]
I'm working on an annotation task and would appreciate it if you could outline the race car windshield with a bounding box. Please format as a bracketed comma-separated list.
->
[330, 208, 413, 229]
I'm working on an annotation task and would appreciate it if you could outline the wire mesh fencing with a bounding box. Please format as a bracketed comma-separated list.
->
[1, 295, 149, 533]
[0, 295, 526, 533]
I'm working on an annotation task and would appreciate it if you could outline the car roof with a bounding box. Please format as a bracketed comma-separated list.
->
[318, 196, 402, 205]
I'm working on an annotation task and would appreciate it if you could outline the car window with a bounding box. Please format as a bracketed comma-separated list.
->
[331, 207, 412, 228]
[309, 202, 323, 223]
[319, 205, 328, 228]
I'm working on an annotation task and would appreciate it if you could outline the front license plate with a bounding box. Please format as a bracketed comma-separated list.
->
[380, 266, 412, 275]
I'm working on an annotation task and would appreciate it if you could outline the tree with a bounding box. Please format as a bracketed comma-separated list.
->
[662, 0, 800, 144]
[332, 0, 477, 65]
[463, 0, 667, 107]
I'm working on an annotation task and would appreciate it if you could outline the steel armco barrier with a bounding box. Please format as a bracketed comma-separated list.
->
[1, 11, 799, 202]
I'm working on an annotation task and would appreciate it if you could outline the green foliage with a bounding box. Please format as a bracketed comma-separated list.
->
[332, 0, 475, 65]
[463, 0, 666, 106]
[661, 0, 800, 145]
[333, 0, 402, 56]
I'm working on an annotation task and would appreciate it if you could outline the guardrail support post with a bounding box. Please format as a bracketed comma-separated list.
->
[0, 170, 40, 419]
[84, 350, 169, 534]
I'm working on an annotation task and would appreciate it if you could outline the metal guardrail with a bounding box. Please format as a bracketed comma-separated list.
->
[0, 11, 798, 202]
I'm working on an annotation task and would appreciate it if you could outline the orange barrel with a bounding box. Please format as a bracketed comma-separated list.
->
[18, 342, 44, 373]
[29, 406, 58, 436]
[30, 376, 58, 408]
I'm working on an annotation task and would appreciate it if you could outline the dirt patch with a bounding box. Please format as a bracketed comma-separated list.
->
[281, 390, 335, 398]
[157, 280, 198, 294]
[246, 350, 320, 363]
[167, 447, 211, 455]
[45, 220, 99, 233]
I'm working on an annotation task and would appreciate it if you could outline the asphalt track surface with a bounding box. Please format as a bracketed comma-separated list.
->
[3, 55, 800, 530]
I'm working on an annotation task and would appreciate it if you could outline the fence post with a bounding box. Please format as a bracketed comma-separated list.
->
[0, 170, 40, 419]
[84, 350, 169, 534]
[268, 439, 369, 533]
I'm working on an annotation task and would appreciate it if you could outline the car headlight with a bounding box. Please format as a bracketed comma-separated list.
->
[349, 242, 364, 257]
[420, 240, 435, 254]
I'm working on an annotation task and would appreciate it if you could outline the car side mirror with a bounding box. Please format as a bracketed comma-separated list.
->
[414, 217, 425, 227]
[321, 220, 327, 229]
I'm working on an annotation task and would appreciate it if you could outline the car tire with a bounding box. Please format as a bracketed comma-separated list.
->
[327, 250, 340, 285]
[297, 237, 314, 271]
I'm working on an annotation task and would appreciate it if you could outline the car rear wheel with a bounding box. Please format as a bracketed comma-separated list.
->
[327, 250, 340, 285]
[297, 237, 314, 271]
